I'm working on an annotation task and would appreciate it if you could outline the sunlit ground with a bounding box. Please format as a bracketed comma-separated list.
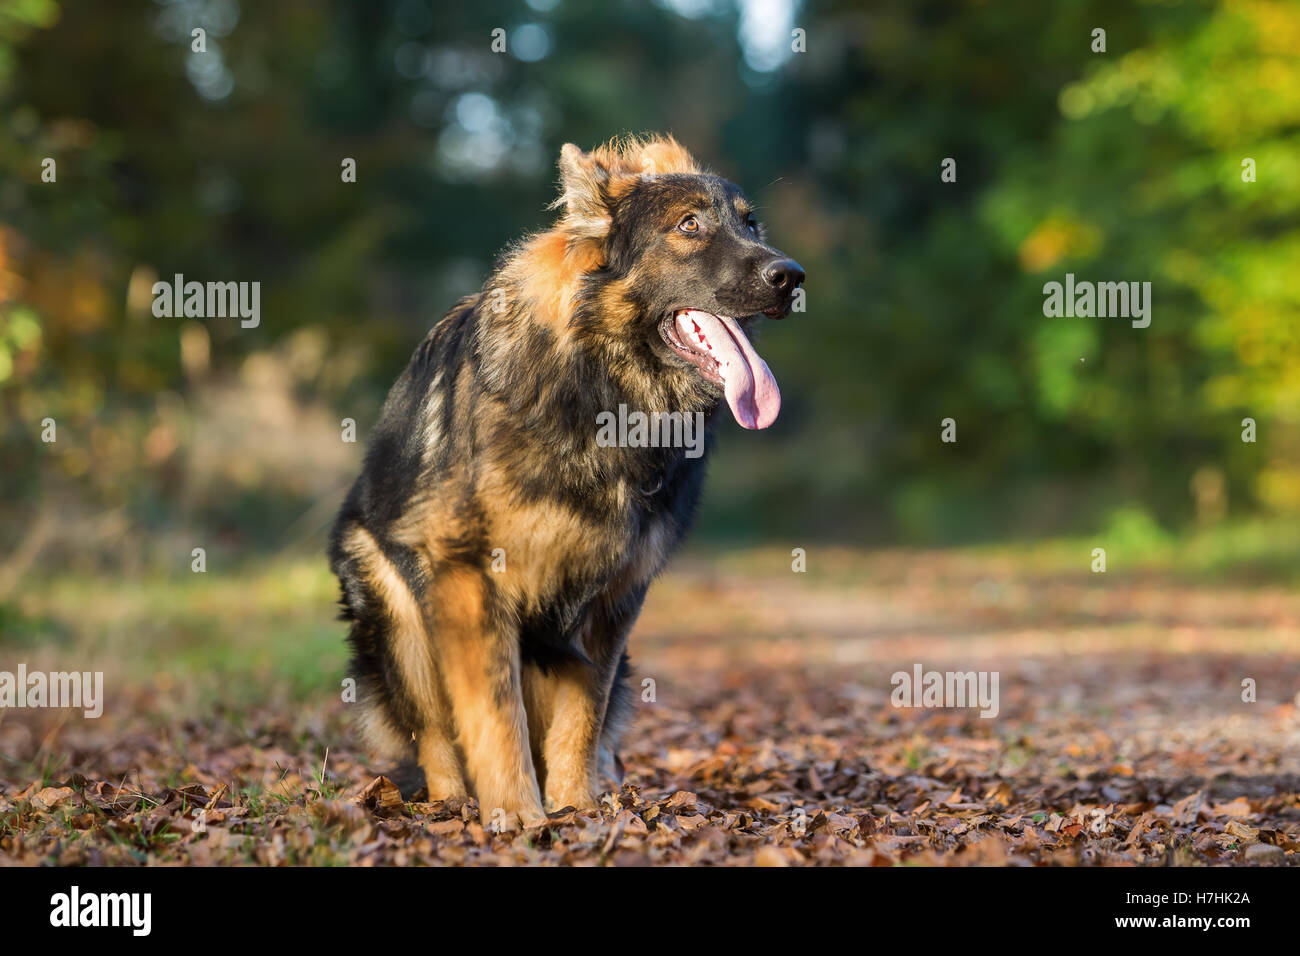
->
[1, 522, 1297, 865]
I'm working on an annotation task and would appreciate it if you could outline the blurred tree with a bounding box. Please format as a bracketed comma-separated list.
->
[0, 0, 1294, 561]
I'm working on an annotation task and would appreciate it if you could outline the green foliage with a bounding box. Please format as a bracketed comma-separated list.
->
[1, 0, 1296, 556]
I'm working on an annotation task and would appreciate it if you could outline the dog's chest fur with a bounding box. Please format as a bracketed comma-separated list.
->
[485, 435, 708, 669]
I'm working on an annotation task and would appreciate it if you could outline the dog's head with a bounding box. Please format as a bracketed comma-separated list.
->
[541, 135, 804, 430]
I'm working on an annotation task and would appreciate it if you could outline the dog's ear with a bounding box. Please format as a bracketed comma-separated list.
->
[554, 143, 613, 239]
[553, 136, 701, 241]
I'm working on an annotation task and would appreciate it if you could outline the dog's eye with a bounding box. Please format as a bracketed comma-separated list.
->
[746, 218, 759, 235]
[678, 215, 701, 234]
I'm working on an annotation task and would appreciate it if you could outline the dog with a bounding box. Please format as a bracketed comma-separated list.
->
[329, 135, 804, 826]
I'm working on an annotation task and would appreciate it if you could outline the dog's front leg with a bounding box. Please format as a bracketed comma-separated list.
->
[537, 660, 606, 812]
[538, 589, 644, 812]
[429, 565, 544, 828]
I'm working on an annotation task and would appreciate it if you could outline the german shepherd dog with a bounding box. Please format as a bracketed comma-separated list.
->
[329, 135, 804, 826]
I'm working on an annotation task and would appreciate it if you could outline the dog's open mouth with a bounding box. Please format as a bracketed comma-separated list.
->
[660, 309, 781, 429]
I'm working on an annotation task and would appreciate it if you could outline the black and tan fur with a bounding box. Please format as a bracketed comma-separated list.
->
[329, 135, 804, 825]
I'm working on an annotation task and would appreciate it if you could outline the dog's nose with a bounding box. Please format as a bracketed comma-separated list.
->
[762, 258, 805, 293]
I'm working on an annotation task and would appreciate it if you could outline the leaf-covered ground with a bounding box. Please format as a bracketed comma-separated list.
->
[2, 542, 1298, 865]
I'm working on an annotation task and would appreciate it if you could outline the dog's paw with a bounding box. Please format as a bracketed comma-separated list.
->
[544, 790, 599, 814]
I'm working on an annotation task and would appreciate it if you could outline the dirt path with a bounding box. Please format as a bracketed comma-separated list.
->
[2, 548, 1297, 865]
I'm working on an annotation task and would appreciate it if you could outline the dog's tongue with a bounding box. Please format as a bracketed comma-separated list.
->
[675, 309, 781, 429]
